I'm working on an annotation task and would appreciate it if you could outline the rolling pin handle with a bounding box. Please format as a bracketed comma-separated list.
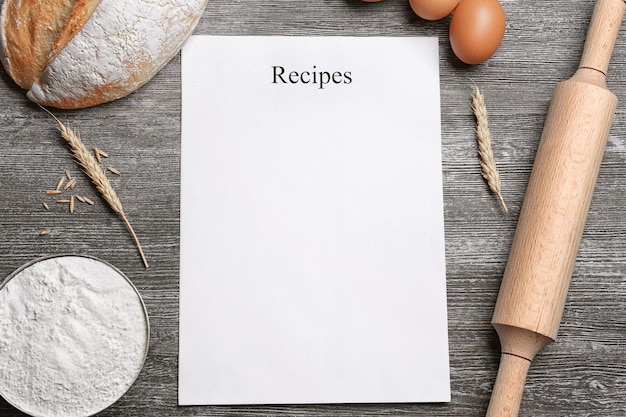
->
[485, 353, 531, 417]
[487, 325, 553, 417]
[578, 0, 626, 75]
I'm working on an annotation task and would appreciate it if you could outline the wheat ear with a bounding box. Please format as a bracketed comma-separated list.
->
[39, 105, 150, 268]
[471, 86, 508, 213]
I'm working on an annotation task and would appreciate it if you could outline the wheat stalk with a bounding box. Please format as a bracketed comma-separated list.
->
[39, 105, 150, 268]
[471, 86, 508, 213]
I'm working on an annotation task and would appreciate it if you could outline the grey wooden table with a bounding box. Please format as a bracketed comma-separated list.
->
[1, 0, 625, 416]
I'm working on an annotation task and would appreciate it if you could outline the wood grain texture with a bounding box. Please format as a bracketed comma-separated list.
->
[0, 0, 625, 416]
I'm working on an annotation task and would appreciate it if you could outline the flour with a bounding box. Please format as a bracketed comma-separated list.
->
[0, 256, 149, 417]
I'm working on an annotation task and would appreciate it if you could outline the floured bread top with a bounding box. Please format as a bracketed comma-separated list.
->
[0, 0, 100, 89]
[0, 0, 208, 109]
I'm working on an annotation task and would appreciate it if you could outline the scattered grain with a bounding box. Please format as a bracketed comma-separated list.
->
[107, 166, 121, 176]
[92, 146, 109, 163]
[70, 196, 75, 213]
[64, 178, 77, 190]
[65, 170, 72, 180]
[57, 199, 71, 204]
[42, 202, 49, 210]
[93, 147, 102, 163]
[39, 230, 50, 236]
[46, 190, 62, 195]
[83, 197, 95, 205]
[55, 177, 65, 191]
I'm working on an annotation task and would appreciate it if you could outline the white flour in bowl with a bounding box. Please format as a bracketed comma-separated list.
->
[0, 255, 149, 417]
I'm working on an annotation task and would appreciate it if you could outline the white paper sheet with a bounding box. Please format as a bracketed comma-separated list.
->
[179, 35, 450, 405]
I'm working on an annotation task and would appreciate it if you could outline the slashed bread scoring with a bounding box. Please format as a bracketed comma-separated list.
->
[1, 0, 208, 109]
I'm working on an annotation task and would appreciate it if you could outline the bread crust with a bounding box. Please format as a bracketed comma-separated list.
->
[1, 0, 208, 109]
[0, 0, 83, 89]
[49, 0, 103, 65]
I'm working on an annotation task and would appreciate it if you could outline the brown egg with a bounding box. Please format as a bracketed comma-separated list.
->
[449, 0, 506, 64]
[409, 0, 459, 21]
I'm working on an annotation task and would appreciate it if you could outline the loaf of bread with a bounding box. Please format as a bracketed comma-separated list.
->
[1, 0, 208, 109]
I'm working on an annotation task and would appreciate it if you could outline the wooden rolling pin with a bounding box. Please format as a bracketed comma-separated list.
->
[486, 0, 625, 416]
